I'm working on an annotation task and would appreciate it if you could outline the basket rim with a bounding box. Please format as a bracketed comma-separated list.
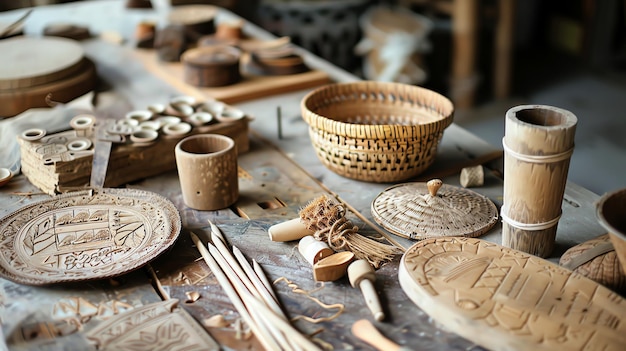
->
[301, 81, 454, 139]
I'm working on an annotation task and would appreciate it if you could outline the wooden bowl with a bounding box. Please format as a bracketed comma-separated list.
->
[596, 188, 626, 273]
[0, 168, 13, 187]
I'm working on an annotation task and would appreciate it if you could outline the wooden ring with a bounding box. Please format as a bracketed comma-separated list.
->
[162, 122, 192, 137]
[188, 111, 213, 126]
[138, 120, 161, 131]
[66, 138, 92, 151]
[156, 116, 181, 128]
[70, 114, 96, 131]
[126, 110, 153, 123]
[130, 129, 159, 145]
[20, 128, 47, 141]
[216, 106, 245, 123]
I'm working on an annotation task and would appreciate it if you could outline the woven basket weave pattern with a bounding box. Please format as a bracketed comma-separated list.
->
[302, 82, 453, 182]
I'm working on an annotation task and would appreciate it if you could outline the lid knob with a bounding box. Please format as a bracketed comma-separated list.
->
[427, 179, 443, 197]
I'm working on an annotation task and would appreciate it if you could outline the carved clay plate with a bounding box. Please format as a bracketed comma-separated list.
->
[0, 188, 181, 285]
[399, 237, 626, 351]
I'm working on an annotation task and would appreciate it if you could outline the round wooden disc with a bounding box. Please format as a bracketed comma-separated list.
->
[399, 237, 626, 350]
[0, 36, 85, 90]
[371, 181, 498, 240]
[0, 58, 96, 117]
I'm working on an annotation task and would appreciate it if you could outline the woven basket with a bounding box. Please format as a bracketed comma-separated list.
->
[301, 81, 454, 182]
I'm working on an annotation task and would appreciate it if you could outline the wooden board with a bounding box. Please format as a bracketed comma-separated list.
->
[399, 236, 626, 351]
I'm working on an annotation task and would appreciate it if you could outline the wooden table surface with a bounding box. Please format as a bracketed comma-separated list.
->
[0, 1, 607, 350]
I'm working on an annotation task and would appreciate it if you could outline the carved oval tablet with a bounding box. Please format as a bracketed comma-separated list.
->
[399, 237, 626, 351]
[0, 188, 181, 285]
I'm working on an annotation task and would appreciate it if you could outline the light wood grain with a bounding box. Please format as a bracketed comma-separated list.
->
[400, 236, 626, 351]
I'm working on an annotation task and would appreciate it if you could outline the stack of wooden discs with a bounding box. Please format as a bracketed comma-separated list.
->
[0, 36, 97, 117]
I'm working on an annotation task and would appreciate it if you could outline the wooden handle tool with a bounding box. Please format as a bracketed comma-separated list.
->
[348, 259, 384, 321]
[268, 218, 313, 242]
[352, 319, 411, 351]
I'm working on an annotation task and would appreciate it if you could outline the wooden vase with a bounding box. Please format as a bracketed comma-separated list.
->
[501, 105, 577, 257]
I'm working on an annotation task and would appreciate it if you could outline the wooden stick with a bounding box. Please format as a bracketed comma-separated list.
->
[232, 246, 287, 320]
[208, 243, 294, 351]
[209, 221, 284, 318]
[208, 219, 226, 243]
[211, 232, 260, 299]
[190, 232, 280, 351]
[244, 292, 321, 351]
[253, 259, 279, 303]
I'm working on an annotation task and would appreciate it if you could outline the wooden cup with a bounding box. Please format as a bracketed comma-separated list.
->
[175, 134, 238, 210]
[596, 188, 626, 272]
[501, 105, 577, 257]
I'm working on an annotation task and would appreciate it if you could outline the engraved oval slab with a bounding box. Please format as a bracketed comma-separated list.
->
[0, 188, 181, 285]
[399, 237, 626, 351]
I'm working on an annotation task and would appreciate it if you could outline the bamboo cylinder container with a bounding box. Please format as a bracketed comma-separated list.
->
[501, 105, 577, 257]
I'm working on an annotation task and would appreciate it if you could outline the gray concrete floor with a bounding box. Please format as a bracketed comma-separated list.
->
[455, 71, 626, 197]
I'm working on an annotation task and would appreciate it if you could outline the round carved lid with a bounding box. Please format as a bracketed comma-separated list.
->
[371, 179, 498, 240]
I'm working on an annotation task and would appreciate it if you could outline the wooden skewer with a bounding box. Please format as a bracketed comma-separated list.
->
[211, 232, 260, 299]
[232, 245, 287, 320]
[208, 219, 226, 243]
[352, 319, 411, 351]
[189, 232, 280, 351]
[208, 243, 298, 351]
[253, 259, 279, 303]
[210, 220, 283, 313]
[244, 291, 321, 351]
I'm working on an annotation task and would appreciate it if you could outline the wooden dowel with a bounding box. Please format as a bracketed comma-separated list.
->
[211, 233, 260, 299]
[253, 259, 280, 303]
[208, 219, 226, 243]
[208, 243, 293, 351]
[244, 292, 321, 351]
[233, 246, 287, 320]
[189, 232, 280, 351]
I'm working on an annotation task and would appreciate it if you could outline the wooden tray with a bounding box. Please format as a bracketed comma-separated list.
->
[399, 237, 626, 351]
[133, 48, 330, 104]
[0, 188, 181, 285]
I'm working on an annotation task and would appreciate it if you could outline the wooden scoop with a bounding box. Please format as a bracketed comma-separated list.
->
[312, 251, 354, 281]
[352, 319, 411, 351]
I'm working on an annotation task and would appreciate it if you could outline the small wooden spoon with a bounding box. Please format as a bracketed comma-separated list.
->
[352, 319, 411, 351]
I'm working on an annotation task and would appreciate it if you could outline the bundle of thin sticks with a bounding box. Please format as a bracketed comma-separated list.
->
[299, 195, 403, 268]
[190, 221, 320, 351]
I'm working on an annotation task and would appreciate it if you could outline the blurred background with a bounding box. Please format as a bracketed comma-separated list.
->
[2, 0, 625, 196]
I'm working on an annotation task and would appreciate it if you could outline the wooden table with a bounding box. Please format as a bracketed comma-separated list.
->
[0, 1, 606, 350]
